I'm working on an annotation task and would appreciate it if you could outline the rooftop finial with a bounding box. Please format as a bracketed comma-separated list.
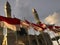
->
[4, 1, 11, 17]
[32, 8, 41, 24]
[6, 1, 11, 8]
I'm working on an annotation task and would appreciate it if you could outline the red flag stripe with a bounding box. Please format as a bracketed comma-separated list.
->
[0, 16, 21, 25]
[31, 23, 45, 31]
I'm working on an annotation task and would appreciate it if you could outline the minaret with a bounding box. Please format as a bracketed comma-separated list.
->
[32, 8, 41, 24]
[4, 1, 11, 17]
[32, 8, 40, 45]
[32, 8, 53, 45]
[2, 1, 11, 45]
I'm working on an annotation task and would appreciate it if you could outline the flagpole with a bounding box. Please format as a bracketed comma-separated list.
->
[2, 1, 11, 45]
[13, 15, 18, 44]
[33, 30, 40, 45]
[2, 26, 8, 45]
[23, 27, 31, 45]
[23, 17, 31, 45]
[27, 28, 31, 45]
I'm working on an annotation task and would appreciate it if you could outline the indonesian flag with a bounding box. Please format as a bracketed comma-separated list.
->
[0, 16, 31, 31]
[0, 21, 20, 31]
[55, 26, 60, 29]
[31, 23, 45, 31]
[53, 26, 60, 33]
[38, 22, 60, 33]
[20, 20, 30, 29]
[4, 21, 17, 31]
[0, 16, 21, 25]
[47, 25, 60, 33]
[38, 23, 47, 30]
[0, 16, 21, 31]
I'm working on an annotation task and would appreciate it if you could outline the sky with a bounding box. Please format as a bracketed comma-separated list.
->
[0, 0, 60, 24]
[0, 0, 60, 37]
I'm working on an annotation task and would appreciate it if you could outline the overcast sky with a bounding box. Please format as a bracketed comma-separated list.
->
[0, 0, 60, 36]
[0, 0, 60, 22]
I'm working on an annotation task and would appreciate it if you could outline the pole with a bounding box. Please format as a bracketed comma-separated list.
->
[23, 17, 31, 45]
[34, 30, 40, 45]
[2, 26, 8, 45]
[2, 1, 11, 45]
[27, 29, 31, 45]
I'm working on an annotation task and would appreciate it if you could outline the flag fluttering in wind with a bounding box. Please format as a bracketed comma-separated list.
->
[22, 19, 46, 31]
[4, 21, 17, 31]
[0, 15, 21, 31]
[0, 15, 60, 32]
[0, 16, 30, 31]
[31, 23, 45, 31]
[0, 21, 17, 31]
[32, 23, 43, 31]
[20, 20, 30, 29]
[0, 16, 21, 25]
[47, 25, 60, 33]
[38, 22, 47, 30]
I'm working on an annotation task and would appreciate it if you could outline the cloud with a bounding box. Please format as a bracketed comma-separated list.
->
[44, 12, 60, 25]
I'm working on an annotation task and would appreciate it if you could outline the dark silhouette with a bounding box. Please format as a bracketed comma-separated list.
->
[17, 27, 27, 36]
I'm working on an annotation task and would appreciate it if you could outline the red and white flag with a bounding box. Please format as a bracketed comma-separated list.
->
[47, 25, 60, 33]
[0, 16, 21, 31]
[20, 20, 30, 29]
[31, 23, 45, 31]
[0, 16, 21, 25]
